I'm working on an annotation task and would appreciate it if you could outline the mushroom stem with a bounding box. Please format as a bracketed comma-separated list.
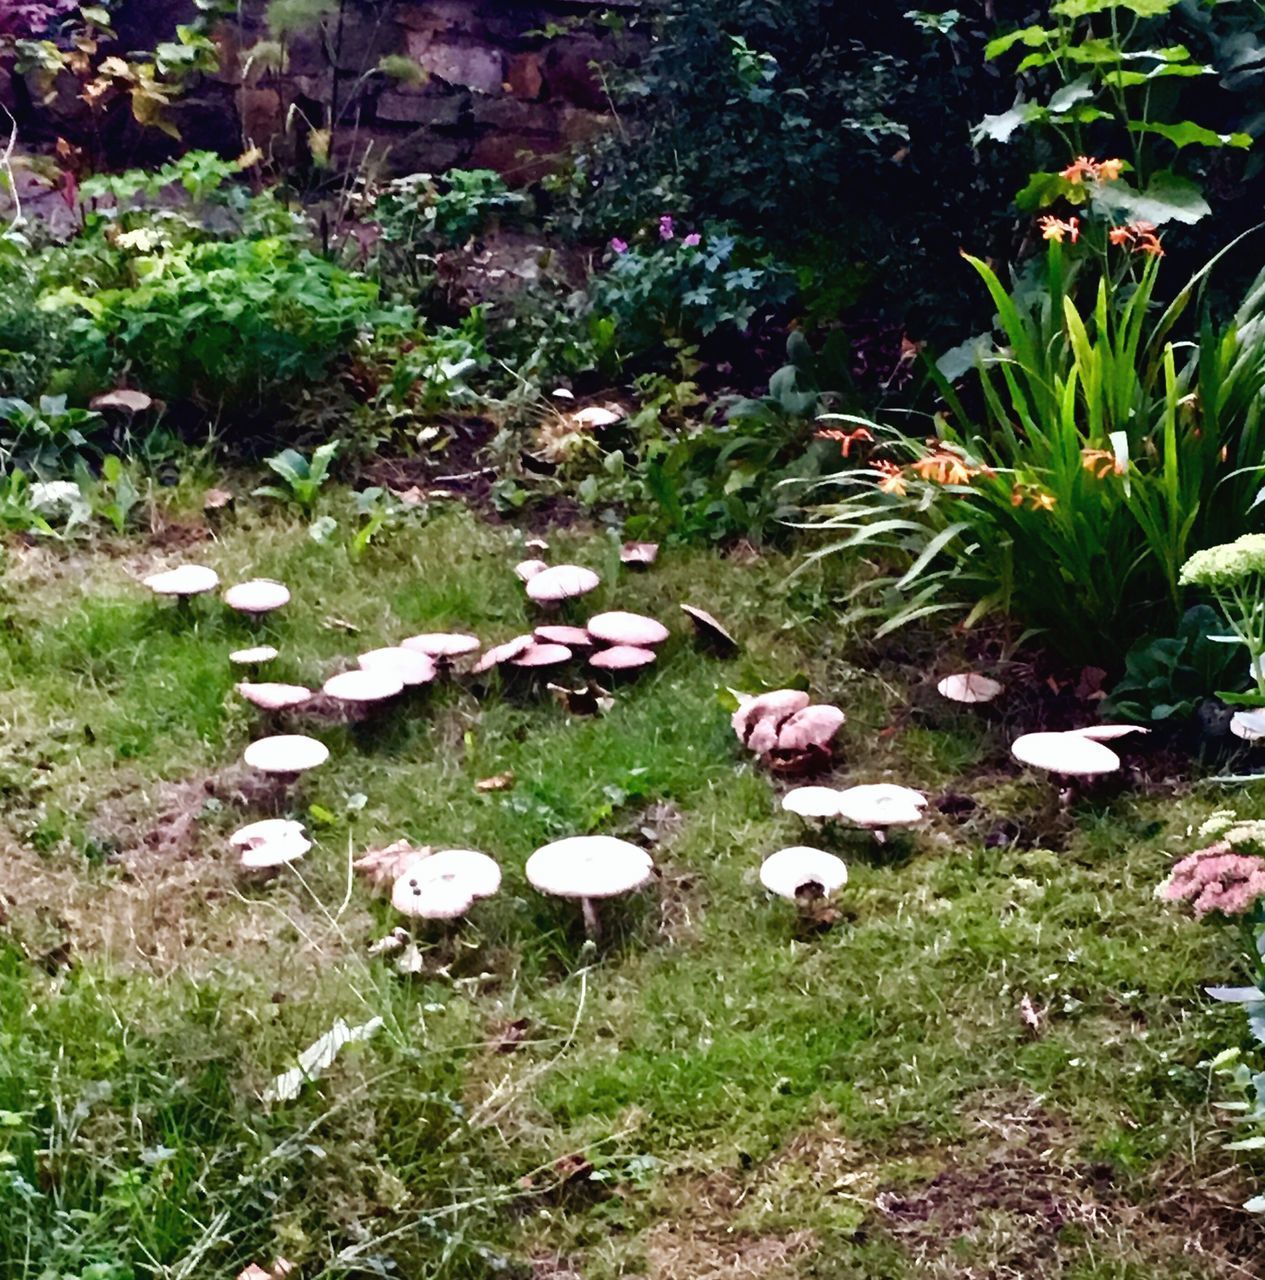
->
[581, 896, 601, 940]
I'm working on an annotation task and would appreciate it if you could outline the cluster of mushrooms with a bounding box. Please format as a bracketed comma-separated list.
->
[146, 555, 1155, 950]
[143, 544, 733, 954]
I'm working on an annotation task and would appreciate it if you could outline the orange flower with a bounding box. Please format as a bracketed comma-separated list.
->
[1038, 215, 1080, 244]
[1081, 448, 1124, 478]
[815, 426, 874, 458]
[1031, 490, 1056, 511]
[875, 461, 906, 496]
[1059, 156, 1097, 183]
[912, 451, 977, 486]
[1097, 158, 1125, 182]
[1108, 226, 1131, 246]
[1109, 221, 1164, 258]
[1011, 483, 1057, 511]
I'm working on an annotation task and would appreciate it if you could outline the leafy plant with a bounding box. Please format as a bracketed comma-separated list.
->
[1104, 604, 1245, 723]
[253, 441, 340, 516]
[1180, 534, 1265, 702]
[801, 235, 1265, 661]
[0, 395, 106, 479]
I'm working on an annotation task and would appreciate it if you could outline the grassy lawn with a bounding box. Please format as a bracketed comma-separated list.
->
[1, 496, 1262, 1279]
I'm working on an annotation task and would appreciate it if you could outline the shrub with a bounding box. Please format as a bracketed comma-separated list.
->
[801, 235, 1265, 663]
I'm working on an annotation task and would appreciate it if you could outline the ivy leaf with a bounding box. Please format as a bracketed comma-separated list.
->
[1127, 120, 1253, 150]
[972, 102, 1042, 144]
[1047, 75, 1094, 113]
[1091, 170, 1211, 225]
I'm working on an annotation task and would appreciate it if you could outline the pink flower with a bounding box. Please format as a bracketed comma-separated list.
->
[658, 215, 675, 241]
[609, 237, 628, 255]
[682, 232, 701, 247]
[1163, 843, 1265, 918]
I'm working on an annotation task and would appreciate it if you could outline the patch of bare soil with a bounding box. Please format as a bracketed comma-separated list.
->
[642, 1225, 816, 1280]
[0, 765, 356, 976]
[360, 418, 581, 533]
[872, 1096, 1264, 1278]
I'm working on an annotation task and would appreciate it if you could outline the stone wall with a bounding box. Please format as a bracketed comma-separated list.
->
[181, 0, 638, 182]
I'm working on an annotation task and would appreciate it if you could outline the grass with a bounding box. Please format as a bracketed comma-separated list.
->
[1, 494, 1263, 1279]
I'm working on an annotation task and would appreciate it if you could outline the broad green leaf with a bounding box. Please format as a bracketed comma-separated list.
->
[984, 25, 1052, 61]
[1047, 76, 1094, 113]
[1052, 0, 1179, 15]
[972, 102, 1041, 144]
[1102, 62, 1209, 86]
[1091, 170, 1210, 225]
[1127, 120, 1253, 150]
[1015, 171, 1077, 211]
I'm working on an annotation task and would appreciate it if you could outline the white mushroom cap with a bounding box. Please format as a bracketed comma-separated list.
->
[775, 705, 846, 753]
[1011, 731, 1121, 776]
[781, 786, 844, 819]
[535, 625, 593, 647]
[526, 564, 600, 603]
[1232, 710, 1265, 742]
[91, 388, 153, 414]
[229, 645, 279, 666]
[323, 668, 405, 703]
[390, 848, 502, 919]
[400, 632, 481, 659]
[589, 645, 657, 672]
[620, 541, 659, 566]
[1071, 724, 1150, 742]
[230, 818, 311, 868]
[358, 647, 437, 686]
[243, 734, 329, 774]
[514, 559, 550, 583]
[937, 673, 1003, 704]
[835, 784, 928, 829]
[235, 681, 313, 711]
[760, 846, 849, 901]
[586, 611, 670, 647]
[510, 642, 573, 669]
[526, 836, 654, 899]
[144, 564, 220, 597]
[223, 578, 290, 614]
[472, 634, 535, 674]
[573, 404, 624, 428]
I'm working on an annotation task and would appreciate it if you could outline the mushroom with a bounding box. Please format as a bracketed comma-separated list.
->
[834, 784, 928, 841]
[781, 786, 844, 820]
[322, 668, 405, 709]
[1071, 725, 1150, 743]
[144, 564, 220, 602]
[525, 835, 655, 939]
[229, 645, 279, 667]
[534, 625, 593, 648]
[588, 645, 657, 676]
[572, 404, 625, 428]
[1231, 710, 1265, 743]
[936, 673, 1003, 704]
[390, 849, 502, 922]
[235, 681, 313, 713]
[358, 647, 437, 687]
[472, 634, 535, 675]
[525, 564, 600, 605]
[732, 690, 811, 752]
[223, 578, 290, 618]
[768, 705, 846, 774]
[515, 559, 550, 583]
[586, 611, 669, 648]
[243, 735, 329, 792]
[401, 632, 481, 662]
[759, 846, 848, 903]
[1010, 731, 1121, 802]
[509, 642, 574, 670]
[680, 604, 739, 657]
[620, 541, 660, 568]
[92, 388, 155, 415]
[230, 818, 311, 869]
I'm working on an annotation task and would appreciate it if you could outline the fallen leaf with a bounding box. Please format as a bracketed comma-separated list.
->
[202, 487, 233, 512]
[1018, 993, 1043, 1036]
[475, 771, 515, 793]
[263, 1016, 384, 1103]
[368, 926, 410, 956]
[393, 485, 426, 507]
[397, 943, 426, 974]
[353, 840, 430, 892]
[323, 616, 361, 634]
[490, 1017, 530, 1054]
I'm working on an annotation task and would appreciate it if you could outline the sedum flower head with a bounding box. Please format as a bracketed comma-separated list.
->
[1180, 534, 1265, 588]
[1160, 842, 1265, 918]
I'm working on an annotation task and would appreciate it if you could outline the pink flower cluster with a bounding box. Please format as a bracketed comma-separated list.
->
[1163, 842, 1265, 918]
[608, 216, 701, 256]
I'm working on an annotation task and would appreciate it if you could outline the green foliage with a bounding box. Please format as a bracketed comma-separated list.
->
[1104, 605, 1244, 723]
[802, 239, 1265, 660]
[0, 396, 106, 480]
[253, 441, 340, 516]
